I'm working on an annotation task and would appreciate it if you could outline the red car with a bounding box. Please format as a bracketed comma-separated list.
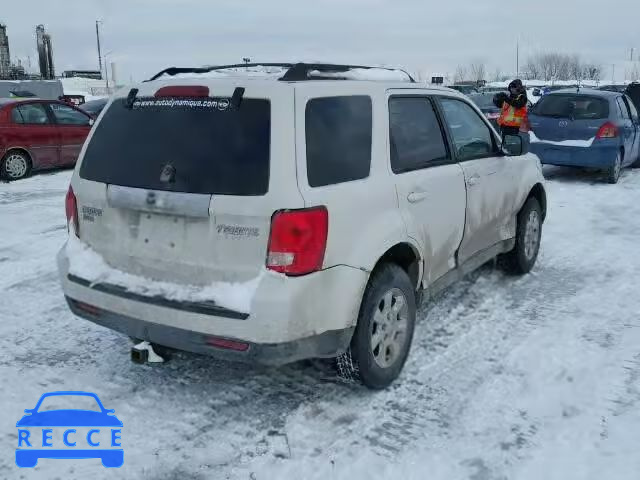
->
[0, 98, 93, 180]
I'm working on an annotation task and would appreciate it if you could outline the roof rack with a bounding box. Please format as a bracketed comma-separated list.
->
[147, 62, 416, 83]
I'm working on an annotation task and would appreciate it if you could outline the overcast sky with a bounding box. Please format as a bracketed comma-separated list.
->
[2, 0, 639, 83]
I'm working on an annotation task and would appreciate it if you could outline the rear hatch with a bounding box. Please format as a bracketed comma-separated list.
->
[529, 93, 609, 143]
[72, 80, 301, 287]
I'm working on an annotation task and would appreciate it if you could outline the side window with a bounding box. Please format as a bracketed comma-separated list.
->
[389, 97, 449, 173]
[623, 96, 638, 122]
[50, 103, 91, 126]
[439, 98, 496, 161]
[305, 96, 372, 187]
[11, 103, 50, 125]
[616, 98, 631, 120]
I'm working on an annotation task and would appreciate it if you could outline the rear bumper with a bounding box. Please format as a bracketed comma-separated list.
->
[66, 296, 354, 365]
[57, 243, 367, 365]
[530, 143, 619, 168]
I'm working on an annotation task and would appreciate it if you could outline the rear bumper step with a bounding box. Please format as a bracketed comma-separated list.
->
[67, 274, 248, 320]
[66, 296, 354, 366]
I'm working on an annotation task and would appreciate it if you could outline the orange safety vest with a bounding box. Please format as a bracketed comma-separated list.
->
[498, 101, 527, 127]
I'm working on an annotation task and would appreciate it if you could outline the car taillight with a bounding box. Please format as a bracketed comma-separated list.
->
[596, 122, 618, 139]
[206, 337, 249, 352]
[266, 207, 328, 276]
[65, 185, 79, 236]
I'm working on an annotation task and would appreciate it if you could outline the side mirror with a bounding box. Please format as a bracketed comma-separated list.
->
[502, 134, 525, 156]
[89, 118, 95, 127]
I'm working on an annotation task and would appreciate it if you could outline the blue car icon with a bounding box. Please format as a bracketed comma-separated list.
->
[16, 391, 123, 468]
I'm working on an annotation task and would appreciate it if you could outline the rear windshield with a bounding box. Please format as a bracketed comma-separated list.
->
[80, 97, 271, 195]
[532, 94, 609, 120]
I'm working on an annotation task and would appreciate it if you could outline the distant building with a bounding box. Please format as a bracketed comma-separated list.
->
[62, 70, 102, 80]
[36, 24, 55, 80]
[0, 24, 11, 80]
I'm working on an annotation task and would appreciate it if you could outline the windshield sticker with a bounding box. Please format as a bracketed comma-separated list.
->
[132, 97, 231, 110]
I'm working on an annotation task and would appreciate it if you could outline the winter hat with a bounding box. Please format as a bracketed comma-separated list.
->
[509, 79, 524, 90]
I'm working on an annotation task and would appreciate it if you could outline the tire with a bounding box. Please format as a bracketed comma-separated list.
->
[336, 264, 416, 390]
[607, 152, 622, 184]
[500, 197, 542, 275]
[1, 150, 31, 180]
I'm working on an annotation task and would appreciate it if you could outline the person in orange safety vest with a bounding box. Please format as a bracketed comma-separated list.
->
[493, 79, 528, 137]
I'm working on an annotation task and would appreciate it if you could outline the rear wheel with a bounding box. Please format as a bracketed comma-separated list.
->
[500, 197, 542, 275]
[1, 150, 31, 180]
[607, 152, 622, 184]
[336, 264, 416, 389]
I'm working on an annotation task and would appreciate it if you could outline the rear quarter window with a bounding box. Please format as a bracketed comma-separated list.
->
[305, 96, 372, 187]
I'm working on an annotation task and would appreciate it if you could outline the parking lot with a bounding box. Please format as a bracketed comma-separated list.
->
[0, 166, 639, 479]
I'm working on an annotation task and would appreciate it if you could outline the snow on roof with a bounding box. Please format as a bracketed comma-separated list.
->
[307, 68, 413, 82]
[161, 65, 413, 82]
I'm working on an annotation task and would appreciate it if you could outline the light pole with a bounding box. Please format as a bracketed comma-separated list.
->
[96, 20, 103, 76]
[104, 50, 115, 90]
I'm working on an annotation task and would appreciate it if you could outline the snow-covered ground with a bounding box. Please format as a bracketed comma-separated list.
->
[1, 167, 640, 479]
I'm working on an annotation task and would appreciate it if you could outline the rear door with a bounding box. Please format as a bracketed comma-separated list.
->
[619, 96, 639, 165]
[437, 96, 518, 265]
[74, 82, 302, 286]
[9, 102, 59, 168]
[48, 102, 92, 166]
[624, 95, 640, 162]
[386, 94, 466, 284]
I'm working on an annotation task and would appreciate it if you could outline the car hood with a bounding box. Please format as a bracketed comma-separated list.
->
[16, 410, 123, 427]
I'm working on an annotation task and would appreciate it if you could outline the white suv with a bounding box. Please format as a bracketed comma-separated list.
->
[58, 63, 546, 389]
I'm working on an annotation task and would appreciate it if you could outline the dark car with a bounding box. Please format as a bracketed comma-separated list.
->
[597, 84, 628, 93]
[80, 98, 108, 119]
[449, 84, 479, 95]
[0, 98, 93, 180]
[468, 92, 504, 129]
[528, 89, 640, 184]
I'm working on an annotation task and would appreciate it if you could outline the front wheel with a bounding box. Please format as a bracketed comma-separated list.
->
[337, 264, 416, 390]
[500, 197, 542, 275]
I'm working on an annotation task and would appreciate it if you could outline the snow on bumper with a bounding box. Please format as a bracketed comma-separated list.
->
[57, 241, 367, 350]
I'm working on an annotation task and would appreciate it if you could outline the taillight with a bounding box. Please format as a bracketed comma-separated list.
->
[266, 207, 328, 276]
[596, 122, 618, 139]
[65, 185, 79, 236]
[206, 337, 249, 352]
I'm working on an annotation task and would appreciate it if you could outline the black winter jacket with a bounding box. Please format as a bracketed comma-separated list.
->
[493, 89, 528, 109]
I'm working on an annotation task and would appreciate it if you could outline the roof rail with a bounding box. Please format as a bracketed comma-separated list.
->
[146, 62, 416, 83]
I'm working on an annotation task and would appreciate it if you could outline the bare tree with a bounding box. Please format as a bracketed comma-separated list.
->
[491, 67, 503, 82]
[469, 61, 486, 83]
[454, 65, 467, 83]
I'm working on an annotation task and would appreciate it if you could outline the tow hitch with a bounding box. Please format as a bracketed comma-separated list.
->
[131, 341, 165, 364]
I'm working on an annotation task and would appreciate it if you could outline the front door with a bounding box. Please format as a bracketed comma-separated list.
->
[388, 94, 467, 285]
[48, 102, 92, 166]
[9, 102, 60, 168]
[437, 97, 517, 265]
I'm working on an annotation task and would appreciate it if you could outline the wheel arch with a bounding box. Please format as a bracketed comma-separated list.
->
[528, 182, 547, 221]
[371, 242, 422, 291]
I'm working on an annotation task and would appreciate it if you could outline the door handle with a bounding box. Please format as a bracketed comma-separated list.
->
[467, 174, 481, 187]
[407, 191, 429, 203]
